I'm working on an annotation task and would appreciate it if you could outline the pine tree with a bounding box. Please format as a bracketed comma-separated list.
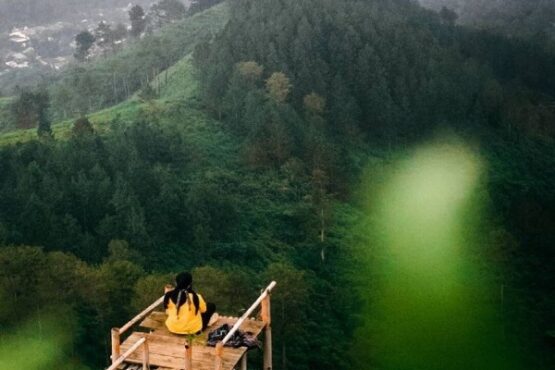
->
[94, 21, 112, 50]
[74, 31, 95, 62]
[72, 117, 94, 137]
[36, 91, 52, 138]
[129, 5, 146, 38]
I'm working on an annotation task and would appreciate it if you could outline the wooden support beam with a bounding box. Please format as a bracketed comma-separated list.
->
[142, 335, 149, 370]
[111, 327, 121, 363]
[214, 342, 224, 370]
[240, 353, 247, 370]
[184, 337, 193, 370]
[262, 295, 272, 370]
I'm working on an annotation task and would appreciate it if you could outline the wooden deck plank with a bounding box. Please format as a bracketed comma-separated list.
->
[122, 332, 245, 359]
[118, 312, 264, 370]
[122, 347, 240, 370]
[120, 311, 260, 370]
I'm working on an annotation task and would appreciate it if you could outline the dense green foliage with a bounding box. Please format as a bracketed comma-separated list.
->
[196, 0, 555, 144]
[0, 100, 352, 368]
[193, 0, 555, 367]
[0, 244, 313, 368]
[0, 0, 554, 369]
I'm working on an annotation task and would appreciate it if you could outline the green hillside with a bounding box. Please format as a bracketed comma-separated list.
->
[0, 54, 203, 147]
[155, 55, 199, 101]
[0, 0, 554, 370]
[0, 1, 228, 146]
[50, 1, 228, 118]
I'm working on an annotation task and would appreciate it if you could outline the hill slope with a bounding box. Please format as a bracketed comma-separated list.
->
[0, 1, 554, 370]
[0, 2, 229, 144]
[419, 0, 555, 42]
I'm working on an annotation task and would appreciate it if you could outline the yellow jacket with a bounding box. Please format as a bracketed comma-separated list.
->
[165, 293, 207, 334]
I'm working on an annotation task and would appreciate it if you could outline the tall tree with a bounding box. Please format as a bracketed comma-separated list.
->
[263, 263, 312, 370]
[72, 117, 94, 137]
[10, 89, 51, 136]
[35, 91, 52, 138]
[129, 5, 146, 38]
[266, 72, 292, 104]
[74, 31, 95, 62]
[10, 90, 37, 129]
[94, 21, 113, 52]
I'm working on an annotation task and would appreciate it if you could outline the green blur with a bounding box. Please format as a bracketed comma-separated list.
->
[353, 139, 521, 370]
[0, 309, 77, 370]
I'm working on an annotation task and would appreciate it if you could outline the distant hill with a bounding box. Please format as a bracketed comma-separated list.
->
[0, 0, 155, 94]
[419, 0, 555, 42]
[0, 0, 153, 31]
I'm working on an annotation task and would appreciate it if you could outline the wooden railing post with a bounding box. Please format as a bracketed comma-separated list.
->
[111, 327, 121, 364]
[214, 342, 224, 370]
[261, 294, 272, 370]
[142, 335, 150, 370]
[185, 336, 193, 370]
[240, 353, 247, 370]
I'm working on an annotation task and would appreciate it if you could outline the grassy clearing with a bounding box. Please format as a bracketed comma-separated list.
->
[154, 55, 198, 102]
[0, 100, 142, 146]
[0, 98, 238, 171]
[0, 54, 229, 154]
[161, 103, 239, 168]
[0, 54, 199, 147]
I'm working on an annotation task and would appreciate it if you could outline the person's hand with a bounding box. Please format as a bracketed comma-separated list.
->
[164, 284, 174, 293]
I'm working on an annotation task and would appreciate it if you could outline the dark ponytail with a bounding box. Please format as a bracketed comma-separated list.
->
[164, 272, 201, 315]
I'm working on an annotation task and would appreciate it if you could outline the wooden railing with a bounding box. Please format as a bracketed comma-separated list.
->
[214, 281, 277, 370]
[111, 296, 164, 365]
[107, 335, 149, 370]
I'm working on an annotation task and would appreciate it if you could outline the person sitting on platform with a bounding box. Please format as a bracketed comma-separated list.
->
[163, 272, 218, 335]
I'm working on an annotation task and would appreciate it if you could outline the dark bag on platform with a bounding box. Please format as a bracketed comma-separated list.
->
[207, 324, 261, 349]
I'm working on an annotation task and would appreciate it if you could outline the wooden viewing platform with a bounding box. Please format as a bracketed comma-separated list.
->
[107, 281, 276, 370]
